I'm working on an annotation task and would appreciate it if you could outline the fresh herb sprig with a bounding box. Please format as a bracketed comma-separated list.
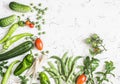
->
[85, 33, 106, 56]
[19, 75, 29, 84]
[0, 61, 8, 77]
[43, 52, 82, 84]
[96, 61, 115, 84]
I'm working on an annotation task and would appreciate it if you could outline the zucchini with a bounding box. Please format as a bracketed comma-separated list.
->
[0, 15, 17, 27]
[0, 41, 33, 61]
[9, 2, 31, 13]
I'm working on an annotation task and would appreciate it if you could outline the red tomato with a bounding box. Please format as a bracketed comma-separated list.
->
[76, 74, 86, 84]
[29, 23, 34, 28]
[25, 21, 31, 25]
[35, 38, 43, 50]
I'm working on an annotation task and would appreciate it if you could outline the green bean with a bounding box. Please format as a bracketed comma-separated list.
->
[56, 61, 62, 75]
[47, 71, 60, 84]
[48, 61, 57, 71]
[3, 33, 33, 49]
[65, 57, 69, 77]
[0, 23, 19, 44]
[68, 56, 73, 71]
[66, 64, 76, 83]
[66, 56, 82, 83]
[62, 52, 68, 64]
[71, 56, 82, 69]
[43, 67, 60, 76]
[1, 60, 19, 84]
[51, 56, 66, 75]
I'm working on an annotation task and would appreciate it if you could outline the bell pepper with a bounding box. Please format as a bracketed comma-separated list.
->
[39, 72, 50, 84]
[14, 53, 34, 76]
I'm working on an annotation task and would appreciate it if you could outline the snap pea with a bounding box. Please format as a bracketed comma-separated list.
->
[3, 33, 33, 49]
[1, 60, 19, 84]
[0, 23, 19, 44]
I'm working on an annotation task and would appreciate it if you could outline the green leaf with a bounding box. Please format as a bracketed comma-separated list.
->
[96, 72, 104, 75]
[84, 56, 90, 67]
[89, 49, 95, 56]
[91, 58, 99, 71]
[109, 73, 115, 77]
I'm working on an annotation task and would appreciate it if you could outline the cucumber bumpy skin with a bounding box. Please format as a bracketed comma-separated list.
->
[0, 15, 17, 27]
[9, 2, 31, 13]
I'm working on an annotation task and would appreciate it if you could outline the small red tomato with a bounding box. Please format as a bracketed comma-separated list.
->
[25, 20, 31, 25]
[29, 23, 34, 28]
[76, 74, 86, 84]
[35, 38, 43, 50]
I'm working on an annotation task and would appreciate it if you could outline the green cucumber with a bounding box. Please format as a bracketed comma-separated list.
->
[0, 41, 33, 61]
[9, 2, 31, 13]
[0, 15, 17, 27]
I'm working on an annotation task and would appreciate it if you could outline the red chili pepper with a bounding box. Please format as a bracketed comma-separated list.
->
[35, 38, 43, 50]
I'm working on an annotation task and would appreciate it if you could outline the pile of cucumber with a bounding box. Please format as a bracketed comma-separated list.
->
[0, 2, 33, 61]
[0, 2, 31, 27]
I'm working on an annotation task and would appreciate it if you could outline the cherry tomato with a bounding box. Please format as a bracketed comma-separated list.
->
[29, 23, 34, 28]
[35, 38, 43, 50]
[76, 74, 86, 84]
[25, 20, 31, 25]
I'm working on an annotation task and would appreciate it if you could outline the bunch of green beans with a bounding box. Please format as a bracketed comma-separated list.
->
[43, 52, 82, 84]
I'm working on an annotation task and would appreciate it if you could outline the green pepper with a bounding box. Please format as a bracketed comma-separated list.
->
[14, 53, 34, 76]
[1, 60, 19, 84]
[39, 72, 50, 84]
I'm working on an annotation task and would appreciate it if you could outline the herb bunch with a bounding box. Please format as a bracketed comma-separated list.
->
[96, 61, 115, 84]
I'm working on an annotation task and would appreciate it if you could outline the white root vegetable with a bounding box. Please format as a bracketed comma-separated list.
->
[25, 55, 47, 84]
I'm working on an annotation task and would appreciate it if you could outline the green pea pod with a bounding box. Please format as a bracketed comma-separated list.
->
[1, 60, 19, 84]
[0, 23, 19, 44]
[14, 53, 34, 76]
[3, 33, 33, 49]
[39, 72, 50, 84]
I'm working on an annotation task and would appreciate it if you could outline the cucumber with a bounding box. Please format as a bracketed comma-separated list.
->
[0, 15, 17, 27]
[9, 2, 31, 13]
[0, 41, 33, 61]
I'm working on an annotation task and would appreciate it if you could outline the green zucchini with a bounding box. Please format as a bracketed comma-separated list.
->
[0, 41, 33, 61]
[9, 2, 31, 13]
[0, 15, 17, 27]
